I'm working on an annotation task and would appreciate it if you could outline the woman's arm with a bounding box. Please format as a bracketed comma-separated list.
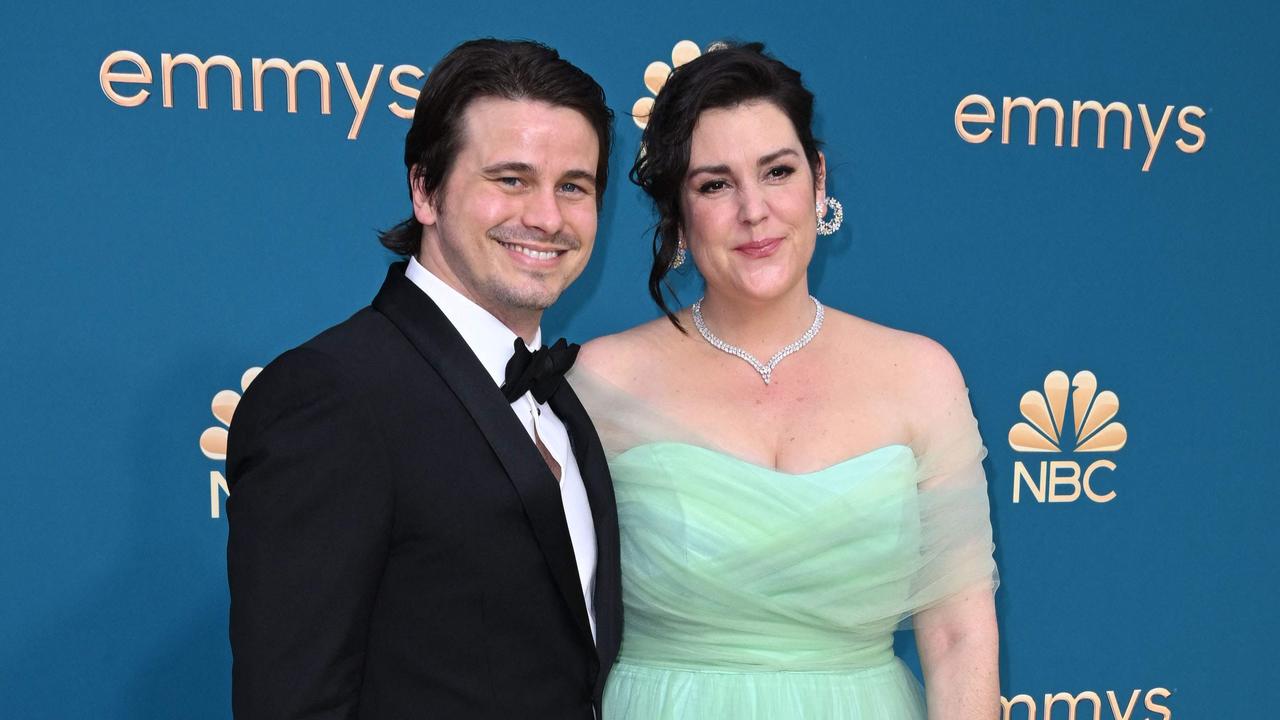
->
[902, 333, 1001, 719]
[915, 567, 1000, 719]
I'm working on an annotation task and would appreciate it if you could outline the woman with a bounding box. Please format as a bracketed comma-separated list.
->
[574, 43, 999, 719]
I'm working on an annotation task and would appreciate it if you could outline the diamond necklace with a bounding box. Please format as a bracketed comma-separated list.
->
[691, 295, 824, 385]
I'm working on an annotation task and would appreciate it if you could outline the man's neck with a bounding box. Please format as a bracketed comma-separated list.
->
[486, 305, 541, 346]
[413, 253, 541, 344]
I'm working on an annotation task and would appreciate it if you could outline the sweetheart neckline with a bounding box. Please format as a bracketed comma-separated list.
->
[612, 441, 915, 478]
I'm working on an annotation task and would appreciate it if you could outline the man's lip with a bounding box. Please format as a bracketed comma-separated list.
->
[496, 240, 570, 254]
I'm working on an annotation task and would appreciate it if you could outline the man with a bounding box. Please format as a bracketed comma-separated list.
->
[226, 39, 620, 719]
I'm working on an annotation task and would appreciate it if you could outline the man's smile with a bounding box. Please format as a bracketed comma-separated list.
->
[497, 240, 567, 261]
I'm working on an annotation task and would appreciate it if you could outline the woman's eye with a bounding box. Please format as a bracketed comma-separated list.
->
[767, 165, 796, 180]
[699, 180, 728, 194]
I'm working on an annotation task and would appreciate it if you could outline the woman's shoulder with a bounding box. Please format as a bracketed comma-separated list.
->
[823, 307, 967, 407]
[825, 309, 974, 448]
[577, 313, 690, 392]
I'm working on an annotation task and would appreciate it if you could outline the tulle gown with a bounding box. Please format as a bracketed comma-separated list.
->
[571, 368, 998, 720]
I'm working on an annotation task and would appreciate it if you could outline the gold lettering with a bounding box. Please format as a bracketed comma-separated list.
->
[99, 50, 153, 108]
[1002, 693, 1038, 720]
[1044, 690, 1102, 720]
[1106, 689, 1140, 720]
[955, 94, 996, 143]
[1176, 105, 1206, 153]
[1013, 461, 1047, 503]
[161, 53, 242, 110]
[1082, 459, 1117, 502]
[388, 64, 424, 119]
[1144, 688, 1173, 720]
[1138, 104, 1174, 172]
[252, 57, 332, 114]
[1048, 461, 1081, 502]
[1002, 96, 1065, 147]
[211, 470, 229, 519]
[1071, 100, 1133, 149]
[337, 62, 384, 140]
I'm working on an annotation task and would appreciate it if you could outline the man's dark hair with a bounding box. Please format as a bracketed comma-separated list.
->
[630, 41, 823, 329]
[380, 39, 614, 256]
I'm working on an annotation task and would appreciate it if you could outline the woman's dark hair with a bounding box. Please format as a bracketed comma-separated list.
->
[380, 39, 614, 256]
[631, 42, 823, 329]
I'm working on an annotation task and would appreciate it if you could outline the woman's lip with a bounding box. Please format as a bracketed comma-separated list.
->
[735, 237, 783, 257]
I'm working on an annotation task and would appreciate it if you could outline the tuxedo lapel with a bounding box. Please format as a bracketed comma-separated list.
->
[550, 382, 621, 659]
[370, 263, 596, 653]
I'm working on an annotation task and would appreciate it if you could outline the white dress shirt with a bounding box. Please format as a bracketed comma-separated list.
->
[405, 257, 597, 642]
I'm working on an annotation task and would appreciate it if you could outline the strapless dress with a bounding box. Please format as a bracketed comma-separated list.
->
[570, 369, 998, 720]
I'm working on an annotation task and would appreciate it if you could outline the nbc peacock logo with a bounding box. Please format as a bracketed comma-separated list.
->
[1009, 370, 1128, 504]
[199, 367, 261, 518]
[630, 40, 723, 129]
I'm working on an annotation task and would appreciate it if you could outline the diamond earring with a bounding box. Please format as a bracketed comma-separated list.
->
[816, 197, 843, 236]
[670, 238, 687, 270]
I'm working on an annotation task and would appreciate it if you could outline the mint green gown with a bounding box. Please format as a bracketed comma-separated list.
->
[571, 369, 998, 720]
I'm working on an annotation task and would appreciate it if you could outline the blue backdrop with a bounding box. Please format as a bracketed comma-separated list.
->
[2, 1, 1276, 717]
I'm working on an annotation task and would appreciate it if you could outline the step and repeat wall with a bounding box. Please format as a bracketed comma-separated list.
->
[2, 0, 1275, 717]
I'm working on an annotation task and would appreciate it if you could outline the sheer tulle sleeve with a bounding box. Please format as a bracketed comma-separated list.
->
[567, 366, 693, 458]
[568, 364, 998, 634]
[901, 390, 1000, 623]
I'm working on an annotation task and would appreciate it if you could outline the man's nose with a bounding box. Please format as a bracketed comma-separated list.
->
[521, 187, 566, 237]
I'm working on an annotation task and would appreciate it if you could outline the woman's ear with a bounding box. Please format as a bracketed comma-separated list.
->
[814, 151, 828, 208]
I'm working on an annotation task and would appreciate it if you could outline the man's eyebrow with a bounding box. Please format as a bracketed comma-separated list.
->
[480, 161, 536, 175]
[561, 169, 597, 186]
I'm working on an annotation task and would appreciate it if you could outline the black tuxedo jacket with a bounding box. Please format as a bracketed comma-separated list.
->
[226, 263, 622, 719]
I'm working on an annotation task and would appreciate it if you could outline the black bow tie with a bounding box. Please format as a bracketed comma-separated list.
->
[500, 337, 580, 404]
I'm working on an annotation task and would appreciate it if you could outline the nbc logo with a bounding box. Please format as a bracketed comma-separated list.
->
[631, 40, 724, 129]
[199, 367, 261, 518]
[1009, 370, 1128, 503]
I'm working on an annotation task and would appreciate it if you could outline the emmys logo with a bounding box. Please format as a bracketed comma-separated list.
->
[954, 93, 1206, 172]
[631, 40, 721, 129]
[199, 367, 261, 518]
[1009, 370, 1128, 503]
[98, 50, 425, 140]
[1002, 687, 1172, 720]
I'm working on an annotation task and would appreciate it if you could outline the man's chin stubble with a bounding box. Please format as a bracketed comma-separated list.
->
[485, 280, 560, 313]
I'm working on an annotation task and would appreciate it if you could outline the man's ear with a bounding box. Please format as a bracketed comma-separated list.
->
[410, 166, 439, 226]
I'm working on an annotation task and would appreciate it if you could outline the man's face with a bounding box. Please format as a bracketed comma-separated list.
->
[413, 97, 600, 330]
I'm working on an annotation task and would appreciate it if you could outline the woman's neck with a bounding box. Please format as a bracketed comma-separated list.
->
[695, 282, 817, 359]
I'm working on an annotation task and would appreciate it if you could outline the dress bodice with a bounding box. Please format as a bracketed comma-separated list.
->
[611, 441, 921, 671]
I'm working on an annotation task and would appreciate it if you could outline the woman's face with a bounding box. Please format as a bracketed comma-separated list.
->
[681, 100, 825, 304]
